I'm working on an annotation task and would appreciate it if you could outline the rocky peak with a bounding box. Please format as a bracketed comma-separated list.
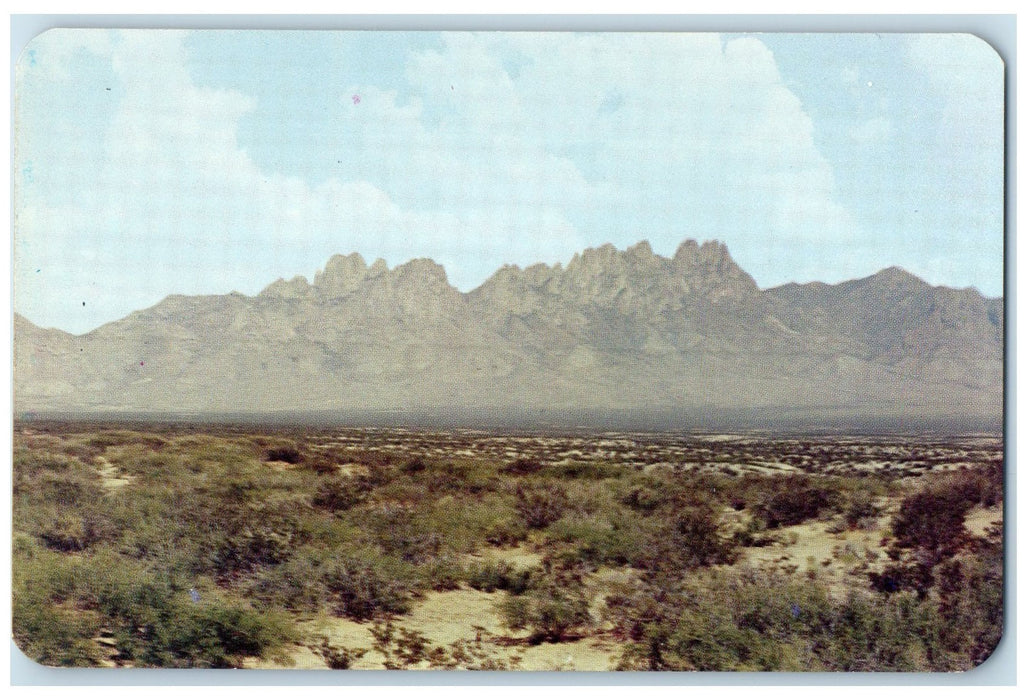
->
[565, 241, 665, 282]
[259, 275, 311, 299]
[672, 239, 700, 263]
[669, 238, 760, 301]
[625, 239, 655, 259]
[368, 257, 389, 278]
[673, 239, 732, 270]
[314, 252, 370, 297]
[868, 266, 927, 291]
[391, 258, 451, 288]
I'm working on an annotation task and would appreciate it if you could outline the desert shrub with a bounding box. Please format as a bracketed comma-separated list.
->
[133, 598, 295, 668]
[263, 444, 304, 464]
[871, 470, 1003, 615]
[498, 569, 593, 643]
[401, 456, 428, 474]
[317, 637, 368, 669]
[248, 546, 416, 620]
[32, 468, 105, 507]
[109, 447, 187, 478]
[12, 596, 102, 667]
[13, 539, 294, 668]
[199, 497, 310, 577]
[625, 503, 736, 573]
[545, 512, 649, 568]
[464, 558, 532, 594]
[321, 551, 418, 620]
[671, 504, 736, 567]
[891, 467, 1002, 553]
[370, 619, 440, 669]
[933, 540, 1003, 667]
[423, 460, 499, 494]
[354, 464, 399, 489]
[12, 543, 103, 666]
[12, 448, 80, 485]
[38, 510, 114, 553]
[841, 488, 882, 529]
[731, 516, 777, 548]
[869, 561, 935, 598]
[421, 494, 515, 553]
[752, 475, 838, 529]
[14, 465, 116, 552]
[891, 482, 973, 555]
[515, 483, 569, 529]
[87, 430, 147, 449]
[350, 502, 442, 563]
[975, 462, 1005, 508]
[619, 483, 667, 513]
[821, 591, 947, 671]
[541, 461, 620, 480]
[484, 517, 530, 546]
[305, 456, 339, 475]
[609, 568, 961, 672]
[502, 457, 544, 475]
[311, 476, 364, 512]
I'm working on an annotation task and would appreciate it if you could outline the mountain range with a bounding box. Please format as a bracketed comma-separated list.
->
[13, 239, 1004, 428]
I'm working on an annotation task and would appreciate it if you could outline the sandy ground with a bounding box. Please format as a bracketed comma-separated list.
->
[94, 456, 132, 490]
[245, 543, 624, 671]
[243, 516, 914, 671]
[739, 518, 887, 596]
[965, 505, 1003, 538]
[244, 584, 625, 671]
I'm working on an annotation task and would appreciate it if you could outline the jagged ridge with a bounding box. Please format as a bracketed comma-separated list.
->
[13, 239, 1003, 423]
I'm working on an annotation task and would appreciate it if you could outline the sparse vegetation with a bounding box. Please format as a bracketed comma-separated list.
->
[12, 421, 1003, 670]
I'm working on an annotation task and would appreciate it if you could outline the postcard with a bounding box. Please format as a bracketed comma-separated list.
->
[11, 28, 1005, 672]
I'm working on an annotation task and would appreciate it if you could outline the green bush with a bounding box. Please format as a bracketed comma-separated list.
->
[311, 476, 364, 511]
[502, 458, 544, 476]
[498, 570, 593, 643]
[320, 551, 418, 620]
[515, 484, 569, 529]
[892, 483, 973, 554]
[752, 475, 836, 529]
[13, 596, 102, 667]
[12, 539, 294, 668]
[465, 558, 532, 594]
[542, 461, 621, 480]
[545, 513, 648, 568]
[134, 598, 295, 668]
[263, 443, 304, 464]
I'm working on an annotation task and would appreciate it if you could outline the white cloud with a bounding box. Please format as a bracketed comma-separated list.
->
[16, 30, 863, 333]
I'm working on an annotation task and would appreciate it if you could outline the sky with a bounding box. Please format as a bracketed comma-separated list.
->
[13, 30, 1005, 335]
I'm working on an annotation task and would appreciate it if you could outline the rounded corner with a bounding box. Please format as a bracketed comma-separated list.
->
[960, 625, 1010, 677]
[10, 634, 60, 670]
[957, 32, 1006, 71]
[14, 27, 59, 74]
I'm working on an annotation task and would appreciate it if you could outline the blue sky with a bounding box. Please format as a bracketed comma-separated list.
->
[14, 30, 1004, 334]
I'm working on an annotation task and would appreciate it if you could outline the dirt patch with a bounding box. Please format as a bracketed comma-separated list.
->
[514, 636, 622, 671]
[740, 519, 886, 596]
[965, 505, 1002, 538]
[247, 585, 626, 671]
[94, 456, 132, 490]
[402, 588, 508, 646]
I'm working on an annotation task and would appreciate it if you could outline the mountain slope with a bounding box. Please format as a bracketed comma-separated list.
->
[13, 240, 1003, 423]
